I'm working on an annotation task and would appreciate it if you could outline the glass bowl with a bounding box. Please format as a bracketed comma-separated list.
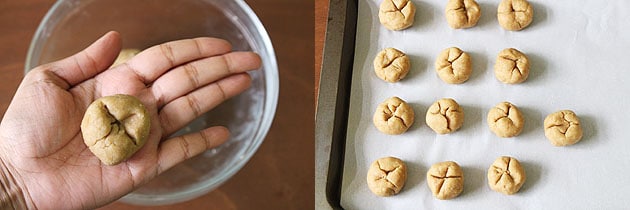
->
[25, 0, 278, 206]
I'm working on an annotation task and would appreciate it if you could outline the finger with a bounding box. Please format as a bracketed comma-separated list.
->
[47, 31, 122, 86]
[159, 73, 252, 135]
[151, 51, 261, 107]
[122, 37, 232, 84]
[156, 126, 230, 174]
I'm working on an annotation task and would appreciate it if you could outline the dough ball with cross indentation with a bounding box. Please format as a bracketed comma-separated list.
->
[435, 47, 472, 84]
[544, 110, 583, 146]
[494, 48, 529, 84]
[426, 98, 464, 134]
[81, 94, 151, 165]
[497, 0, 533, 31]
[488, 156, 526, 195]
[427, 161, 464, 200]
[374, 48, 410, 83]
[373, 97, 415, 135]
[367, 156, 407, 196]
[445, 0, 481, 29]
[379, 0, 416, 31]
[487, 102, 524, 138]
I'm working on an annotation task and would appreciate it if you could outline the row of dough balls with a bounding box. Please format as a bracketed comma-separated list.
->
[374, 47, 529, 84]
[367, 156, 526, 198]
[373, 97, 584, 146]
[379, 0, 533, 31]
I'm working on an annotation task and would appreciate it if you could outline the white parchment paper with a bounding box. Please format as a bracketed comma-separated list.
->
[341, 0, 630, 209]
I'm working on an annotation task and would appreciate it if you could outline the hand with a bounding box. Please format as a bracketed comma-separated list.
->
[0, 31, 261, 209]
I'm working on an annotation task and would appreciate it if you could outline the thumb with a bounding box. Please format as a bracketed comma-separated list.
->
[44, 31, 122, 86]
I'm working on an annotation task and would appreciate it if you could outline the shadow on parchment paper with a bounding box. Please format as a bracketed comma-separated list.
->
[476, 2, 496, 28]
[519, 161, 543, 195]
[403, 159, 425, 195]
[518, 106, 543, 139]
[573, 114, 598, 148]
[408, 102, 426, 133]
[412, 1, 436, 31]
[525, 53, 548, 85]
[402, 54, 428, 85]
[460, 166, 485, 199]
[467, 51, 488, 85]
[528, 2, 549, 30]
[460, 103, 483, 134]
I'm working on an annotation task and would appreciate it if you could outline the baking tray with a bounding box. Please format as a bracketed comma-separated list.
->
[315, 0, 357, 209]
[317, 0, 630, 209]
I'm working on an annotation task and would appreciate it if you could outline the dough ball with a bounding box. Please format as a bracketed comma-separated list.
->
[435, 47, 472, 84]
[487, 156, 526, 195]
[374, 48, 410, 83]
[81, 94, 150, 165]
[445, 0, 481, 29]
[494, 48, 529, 84]
[544, 110, 583, 146]
[373, 97, 415, 135]
[427, 161, 464, 200]
[426, 98, 464, 134]
[487, 102, 524, 138]
[497, 0, 533, 31]
[367, 157, 407, 196]
[112, 48, 141, 67]
[379, 0, 416, 31]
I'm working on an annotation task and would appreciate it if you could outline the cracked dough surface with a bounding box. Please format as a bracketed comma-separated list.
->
[487, 102, 524, 138]
[367, 156, 407, 196]
[497, 0, 533, 31]
[435, 47, 472, 84]
[445, 0, 481, 29]
[427, 161, 464, 200]
[487, 156, 526, 195]
[425, 98, 464, 134]
[81, 94, 150, 165]
[373, 96, 415, 135]
[544, 110, 583, 146]
[494, 48, 529, 84]
[374, 48, 410, 83]
[379, 0, 416, 31]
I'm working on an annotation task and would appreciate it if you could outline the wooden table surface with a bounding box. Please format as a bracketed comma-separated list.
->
[0, 0, 314, 209]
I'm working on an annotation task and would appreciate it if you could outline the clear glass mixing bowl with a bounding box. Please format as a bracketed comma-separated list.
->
[25, 0, 278, 205]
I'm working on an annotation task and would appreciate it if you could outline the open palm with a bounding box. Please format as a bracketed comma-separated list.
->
[0, 31, 261, 209]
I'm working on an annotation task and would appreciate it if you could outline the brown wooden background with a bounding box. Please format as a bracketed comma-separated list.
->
[0, 0, 314, 209]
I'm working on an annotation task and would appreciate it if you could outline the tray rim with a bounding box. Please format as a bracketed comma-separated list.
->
[315, 0, 358, 209]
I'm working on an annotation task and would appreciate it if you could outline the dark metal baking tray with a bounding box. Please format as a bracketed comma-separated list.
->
[315, 0, 358, 209]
